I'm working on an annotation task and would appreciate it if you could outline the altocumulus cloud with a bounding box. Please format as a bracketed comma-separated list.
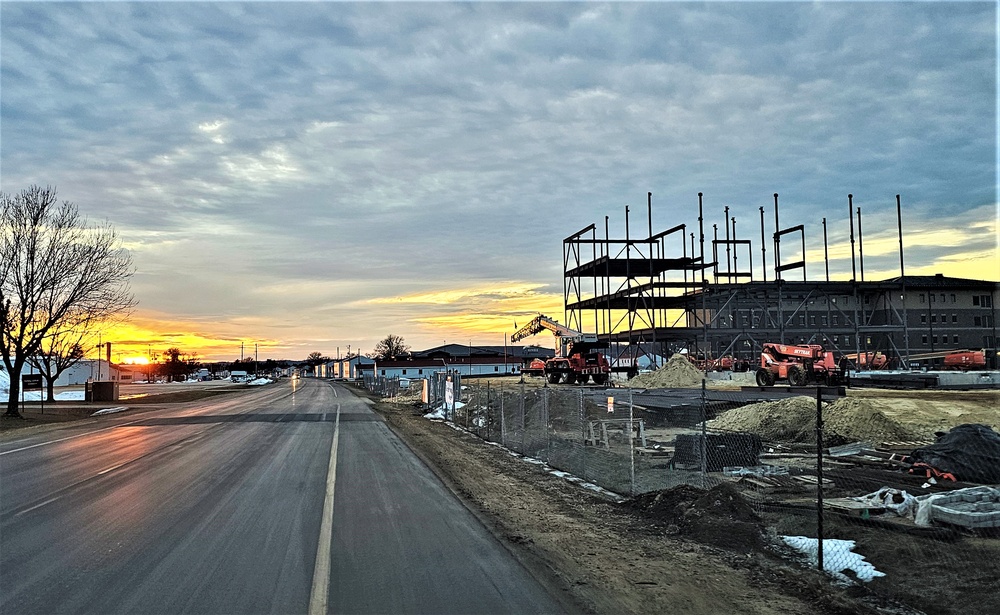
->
[1, 2, 994, 358]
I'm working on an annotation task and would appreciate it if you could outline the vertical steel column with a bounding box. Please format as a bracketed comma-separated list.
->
[724, 205, 731, 282]
[822, 218, 830, 282]
[857, 206, 865, 283]
[897, 195, 910, 368]
[848, 194, 857, 282]
[759, 206, 767, 283]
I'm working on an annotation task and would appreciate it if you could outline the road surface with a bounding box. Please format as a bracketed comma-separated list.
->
[0, 378, 564, 614]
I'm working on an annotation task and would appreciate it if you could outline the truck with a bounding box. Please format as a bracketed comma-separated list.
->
[511, 314, 628, 385]
[755, 343, 846, 387]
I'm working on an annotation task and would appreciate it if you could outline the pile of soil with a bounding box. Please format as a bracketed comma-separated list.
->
[625, 482, 764, 553]
[706, 396, 916, 446]
[629, 354, 704, 389]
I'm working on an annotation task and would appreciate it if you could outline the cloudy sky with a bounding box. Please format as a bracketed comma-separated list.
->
[1, 1, 996, 362]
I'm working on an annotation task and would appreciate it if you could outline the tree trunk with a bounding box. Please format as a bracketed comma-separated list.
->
[4, 364, 23, 417]
[46, 377, 55, 403]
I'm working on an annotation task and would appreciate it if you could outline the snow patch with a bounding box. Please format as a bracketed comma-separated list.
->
[91, 406, 129, 416]
[781, 536, 885, 583]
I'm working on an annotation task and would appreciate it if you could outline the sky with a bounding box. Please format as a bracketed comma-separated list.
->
[1, 1, 997, 362]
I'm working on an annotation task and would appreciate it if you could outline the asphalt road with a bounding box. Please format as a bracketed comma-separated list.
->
[0, 379, 564, 614]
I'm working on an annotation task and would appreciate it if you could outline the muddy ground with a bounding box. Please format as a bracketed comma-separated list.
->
[379, 378, 1000, 615]
[372, 395, 920, 615]
[5, 378, 995, 613]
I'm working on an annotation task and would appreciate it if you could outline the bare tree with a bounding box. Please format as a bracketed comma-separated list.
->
[306, 351, 330, 366]
[373, 334, 410, 360]
[26, 322, 90, 402]
[1, 186, 136, 416]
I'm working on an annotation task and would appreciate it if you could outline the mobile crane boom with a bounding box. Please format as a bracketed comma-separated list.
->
[510, 314, 598, 355]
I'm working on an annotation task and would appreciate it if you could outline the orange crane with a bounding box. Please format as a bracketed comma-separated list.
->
[511, 315, 612, 385]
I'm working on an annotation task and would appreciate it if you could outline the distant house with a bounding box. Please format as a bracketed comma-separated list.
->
[50, 360, 142, 385]
[230, 370, 249, 383]
[366, 344, 555, 380]
[326, 356, 372, 380]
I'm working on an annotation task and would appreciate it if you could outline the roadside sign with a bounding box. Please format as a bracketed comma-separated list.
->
[607, 396, 614, 413]
[21, 374, 43, 391]
[445, 379, 454, 407]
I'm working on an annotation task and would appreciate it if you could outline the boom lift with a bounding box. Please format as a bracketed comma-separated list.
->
[511, 315, 613, 385]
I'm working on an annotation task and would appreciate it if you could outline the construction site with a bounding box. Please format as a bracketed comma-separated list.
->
[556, 192, 998, 383]
[375, 191, 999, 614]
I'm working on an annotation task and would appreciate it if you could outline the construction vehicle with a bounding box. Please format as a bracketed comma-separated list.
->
[755, 343, 846, 387]
[687, 354, 752, 372]
[511, 314, 622, 385]
[842, 351, 889, 370]
[907, 349, 987, 371]
[521, 358, 547, 377]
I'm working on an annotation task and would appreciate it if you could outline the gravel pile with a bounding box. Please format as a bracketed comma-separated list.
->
[628, 354, 704, 389]
[706, 396, 917, 446]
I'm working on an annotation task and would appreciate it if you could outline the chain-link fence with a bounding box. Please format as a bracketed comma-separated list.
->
[430, 376, 1000, 615]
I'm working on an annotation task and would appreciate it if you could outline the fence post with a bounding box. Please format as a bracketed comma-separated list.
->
[700, 379, 708, 488]
[629, 386, 635, 496]
[544, 387, 551, 463]
[816, 386, 825, 573]
[486, 382, 491, 440]
[519, 379, 526, 453]
[500, 383, 506, 447]
[579, 387, 586, 482]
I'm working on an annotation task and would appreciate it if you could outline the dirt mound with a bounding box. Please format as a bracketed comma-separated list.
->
[626, 482, 762, 552]
[707, 396, 917, 446]
[629, 353, 704, 389]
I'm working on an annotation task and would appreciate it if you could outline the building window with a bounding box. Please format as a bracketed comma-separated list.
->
[833, 335, 840, 344]
[974, 295, 980, 306]
[380, 369, 386, 376]
[921, 314, 927, 323]
[953, 335, 960, 344]
[985, 335, 996, 348]
[922, 335, 928, 345]
[418, 369, 423, 375]
[402, 369, 407, 375]
[920, 294, 925, 304]
[931, 314, 937, 323]
[494, 366, 499, 372]
[952, 314, 958, 323]
[987, 316, 995, 327]
[821, 315, 828, 326]
[951, 294, 957, 303]
[940, 293, 946, 303]
[833, 314, 840, 325]
[933, 336, 938, 344]
[975, 316, 982, 327]
[931, 294, 936, 303]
